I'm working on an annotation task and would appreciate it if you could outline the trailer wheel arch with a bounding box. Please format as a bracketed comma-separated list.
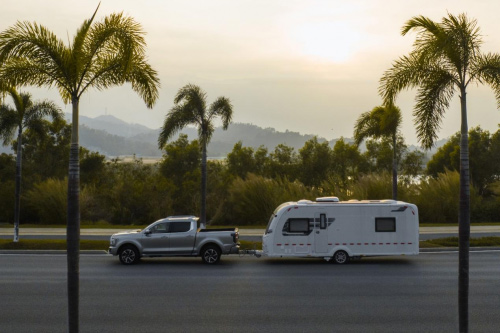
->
[332, 250, 350, 264]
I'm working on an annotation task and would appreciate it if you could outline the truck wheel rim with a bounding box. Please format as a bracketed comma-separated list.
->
[122, 249, 135, 263]
[204, 249, 218, 263]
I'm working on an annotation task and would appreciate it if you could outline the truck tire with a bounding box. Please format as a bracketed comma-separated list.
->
[119, 245, 140, 265]
[333, 250, 349, 264]
[201, 245, 221, 264]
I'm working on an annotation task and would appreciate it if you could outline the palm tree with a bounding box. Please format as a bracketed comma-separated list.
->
[158, 84, 233, 229]
[0, 87, 62, 242]
[0, 5, 159, 332]
[379, 13, 500, 332]
[354, 104, 402, 200]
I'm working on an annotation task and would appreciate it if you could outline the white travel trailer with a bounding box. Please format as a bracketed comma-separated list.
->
[262, 197, 419, 264]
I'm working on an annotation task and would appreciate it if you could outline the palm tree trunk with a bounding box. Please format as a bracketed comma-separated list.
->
[458, 88, 470, 333]
[392, 134, 398, 201]
[13, 128, 22, 242]
[200, 141, 207, 229]
[67, 96, 80, 333]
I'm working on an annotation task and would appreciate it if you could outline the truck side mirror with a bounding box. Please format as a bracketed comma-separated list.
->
[144, 229, 152, 235]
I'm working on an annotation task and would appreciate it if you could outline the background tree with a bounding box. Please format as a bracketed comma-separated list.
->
[0, 6, 159, 331]
[298, 136, 332, 187]
[159, 84, 233, 229]
[427, 126, 500, 195]
[0, 87, 61, 241]
[327, 138, 367, 197]
[268, 143, 299, 180]
[354, 104, 402, 200]
[379, 13, 500, 332]
[159, 134, 201, 215]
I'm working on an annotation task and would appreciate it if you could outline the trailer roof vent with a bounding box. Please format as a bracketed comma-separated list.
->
[316, 197, 339, 202]
[297, 199, 313, 204]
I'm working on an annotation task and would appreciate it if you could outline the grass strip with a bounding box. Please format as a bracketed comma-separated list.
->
[419, 236, 500, 248]
[0, 239, 109, 250]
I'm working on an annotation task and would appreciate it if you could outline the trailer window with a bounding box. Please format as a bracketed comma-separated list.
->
[375, 218, 396, 232]
[282, 218, 311, 236]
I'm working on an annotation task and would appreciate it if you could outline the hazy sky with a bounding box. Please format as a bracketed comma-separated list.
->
[2, 0, 500, 145]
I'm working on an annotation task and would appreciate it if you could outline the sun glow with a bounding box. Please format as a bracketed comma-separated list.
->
[293, 21, 362, 63]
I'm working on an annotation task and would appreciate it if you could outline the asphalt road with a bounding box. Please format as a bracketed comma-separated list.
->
[1, 251, 500, 332]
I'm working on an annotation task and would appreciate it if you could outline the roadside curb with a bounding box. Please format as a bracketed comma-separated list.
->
[420, 247, 500, 252]
[0, 250, 108, 255]
[2, 248, 500, 255]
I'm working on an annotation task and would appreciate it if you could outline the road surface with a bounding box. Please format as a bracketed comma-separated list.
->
[1, 251, 499, 332]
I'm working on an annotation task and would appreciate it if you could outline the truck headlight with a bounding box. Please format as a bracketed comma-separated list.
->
[110, 238, 117, 246]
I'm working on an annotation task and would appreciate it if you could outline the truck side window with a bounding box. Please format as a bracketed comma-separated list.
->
[151, 222, 169, 233]
[170, 222, 191, 233]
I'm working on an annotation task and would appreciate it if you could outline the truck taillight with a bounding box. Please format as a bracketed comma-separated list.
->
[232, 232, 239, 243]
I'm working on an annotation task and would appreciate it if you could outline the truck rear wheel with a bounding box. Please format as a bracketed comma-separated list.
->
[119, 245, 140, 265]
[333, 250, 349, 264]
[201, 245, 221, 264]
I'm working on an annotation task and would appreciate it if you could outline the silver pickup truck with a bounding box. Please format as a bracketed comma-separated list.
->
[108, 216, 239, 265]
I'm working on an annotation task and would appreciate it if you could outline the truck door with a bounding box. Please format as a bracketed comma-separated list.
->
[141, 222, 170, 254]
[314, 213, 328, 253]
[167, 221, 195, 255]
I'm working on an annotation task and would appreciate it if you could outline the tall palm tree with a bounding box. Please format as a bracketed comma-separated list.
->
[158, 84, 233, 229]
[0, 5, 159, 332]
[0, 87, 62, 242]
[354, 104, 402, 200]
[379, 13, 500, 332]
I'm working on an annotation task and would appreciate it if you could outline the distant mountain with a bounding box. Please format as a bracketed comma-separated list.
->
[0, 114, 449, 158]
[130, 122, 331, 157]
[65, 113, 153, 138]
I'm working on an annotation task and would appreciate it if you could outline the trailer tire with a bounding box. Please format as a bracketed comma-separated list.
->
[119, 245, 140, 265]
[201, 245, 221, 264]
[333, 250, 349, 264]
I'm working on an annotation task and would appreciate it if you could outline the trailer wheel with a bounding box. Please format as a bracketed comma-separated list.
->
[333, 250, 349, 264]
[201, 245, 221, 264]
[119, 245, 140, 265]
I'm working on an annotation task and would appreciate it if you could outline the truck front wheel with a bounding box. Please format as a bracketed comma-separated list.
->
[201, 245, 221, 264]
[333, 250, 350, 264]
[119, 245, 140, 265]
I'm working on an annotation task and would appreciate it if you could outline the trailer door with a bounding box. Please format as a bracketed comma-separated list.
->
[314, 213, 328, 253]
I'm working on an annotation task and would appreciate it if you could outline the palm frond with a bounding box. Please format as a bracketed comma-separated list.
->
[473, 53, 500, 107]
[413, 69, 456, 149]
[208, 96, 233, 129]
[402, 15, 441, 36]
[379, 53, 424, 104]
[0, 104, 18, 144]
[174, 84, 207, 112]
[353, 110, 380, 145]
[380, 104, 402, 135]
[0, 58, 72, 98]
[158, 104, 198, 149]
[125, 60, 159, 108]
[0, 21, 70, 88]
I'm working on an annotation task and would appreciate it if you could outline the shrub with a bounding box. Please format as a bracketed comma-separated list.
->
[218, 174, 320, 225]
[25, 178, 67, 224]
